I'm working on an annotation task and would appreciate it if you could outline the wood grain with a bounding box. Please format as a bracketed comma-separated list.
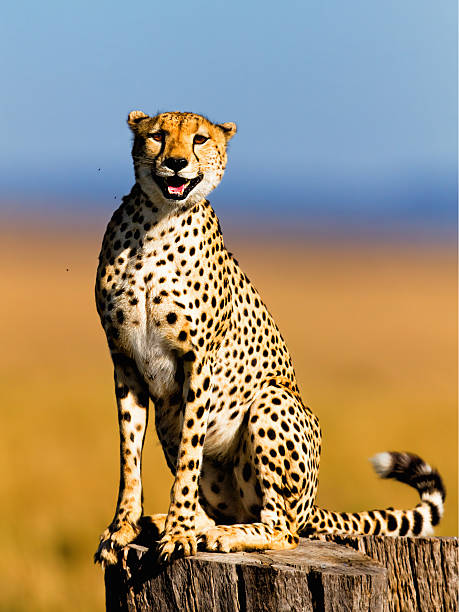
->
[105, 536, 458, 611]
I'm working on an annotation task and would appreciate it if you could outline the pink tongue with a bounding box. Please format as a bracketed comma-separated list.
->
[168, 184, 186, 195]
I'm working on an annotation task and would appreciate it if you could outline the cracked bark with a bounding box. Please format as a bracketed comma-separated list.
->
[104, 536, 457, 612]
[331, 535, 458, 612]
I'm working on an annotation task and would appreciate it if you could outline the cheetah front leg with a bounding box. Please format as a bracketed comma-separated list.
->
[140, 503, 215, 542]
[95, 354, 149, 566]
[157, 356, 214, 562]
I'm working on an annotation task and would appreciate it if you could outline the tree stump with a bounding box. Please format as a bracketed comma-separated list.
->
[331, 536, 458, 612]
[104, 536, 458, 612]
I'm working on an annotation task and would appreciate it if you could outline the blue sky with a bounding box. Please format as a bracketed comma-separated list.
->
[1, 0, 457, 235]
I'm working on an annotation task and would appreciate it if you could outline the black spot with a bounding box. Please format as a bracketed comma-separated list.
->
[267, 428, 276, 440]
[178, 331, 187, 341]
[242, 463, 251, 482]
[412, 510, 423, 536]
[427, 501, 440, 526]
[387, 513, 397, 531]
[116, 310, 124, 324]
[399, 515, 410, 536]
[137, 391, 149, 408]
[167, 312, 177, 324]
[191, 434, 199, 447]
[115, 385, 129, 399]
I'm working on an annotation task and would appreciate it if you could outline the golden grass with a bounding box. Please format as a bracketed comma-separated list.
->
[1, 223, 456, 611]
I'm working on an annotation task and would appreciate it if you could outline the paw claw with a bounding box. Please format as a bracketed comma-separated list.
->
[94, 520, 140, 566]
[94, 540, 119, 566]
[198, 527, 237, 553]
[196, 534, 206, 545]
[156, 531, 197, 562]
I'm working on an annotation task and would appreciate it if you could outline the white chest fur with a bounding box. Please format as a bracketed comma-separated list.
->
[129, 319, 177, 399]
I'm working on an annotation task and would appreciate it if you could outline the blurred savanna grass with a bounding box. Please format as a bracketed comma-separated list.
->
[1, 222, 456, 611]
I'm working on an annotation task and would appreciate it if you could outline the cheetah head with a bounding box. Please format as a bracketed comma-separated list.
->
[127, 111, 236, 207]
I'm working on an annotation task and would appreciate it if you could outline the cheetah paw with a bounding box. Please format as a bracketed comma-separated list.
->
[197, 528, 237, 553]
[94, 521, 140, 567]
[157, 530, 197, 563]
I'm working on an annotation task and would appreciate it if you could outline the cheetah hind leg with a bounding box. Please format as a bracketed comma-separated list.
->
[198, 523, 298, 553]
[199, 384, 318, 554]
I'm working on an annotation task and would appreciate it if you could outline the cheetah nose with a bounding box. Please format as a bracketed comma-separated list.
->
[164, 157, 188, 172]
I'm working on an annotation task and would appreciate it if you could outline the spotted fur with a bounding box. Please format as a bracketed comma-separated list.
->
[94, 111, 445, 566]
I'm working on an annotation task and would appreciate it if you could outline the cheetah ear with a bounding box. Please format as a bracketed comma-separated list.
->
[218, 122, 237, 142]
[127, 110, 150, 131]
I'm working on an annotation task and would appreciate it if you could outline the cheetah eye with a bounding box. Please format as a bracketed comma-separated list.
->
[193, 135, 208, 145]
[148, 132, 163, 142]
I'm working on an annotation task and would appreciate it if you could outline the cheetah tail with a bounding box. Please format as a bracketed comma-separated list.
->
[303, 451, 446, 538]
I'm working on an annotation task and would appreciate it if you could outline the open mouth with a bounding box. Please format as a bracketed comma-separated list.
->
[152, 172, 203, 201]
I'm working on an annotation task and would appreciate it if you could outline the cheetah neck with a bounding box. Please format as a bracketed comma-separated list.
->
[122, 183, 221, 237]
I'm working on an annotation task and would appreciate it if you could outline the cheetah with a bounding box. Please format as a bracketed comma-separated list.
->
[94, 110, 445, 566]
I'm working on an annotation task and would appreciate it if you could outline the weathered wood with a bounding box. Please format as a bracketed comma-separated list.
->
[329, 535, 459, 612]
[104, 536, 457, 612]
[105, 538, 387, 611]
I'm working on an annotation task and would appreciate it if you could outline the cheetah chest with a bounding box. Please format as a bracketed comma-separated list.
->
[112, 261, 186, 400]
